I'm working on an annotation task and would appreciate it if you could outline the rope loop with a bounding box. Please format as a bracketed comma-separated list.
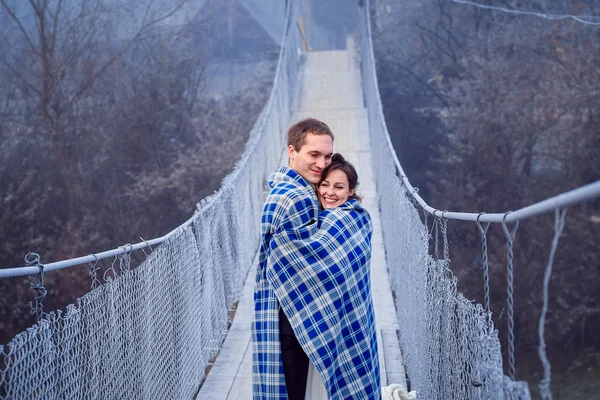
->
[118, 244, 133, 272]
[25, 252, 40, 266]
[398, 174, 406, 187]
[140, 237, 153, 257]
[399, 175, 407, 188]
[410, 187, 420, 206]
[501, 211, 520, 240]
[120, 243, 134, 254]
[476, 212, 490, 235]
[409, 187, 420, 209]
[103, 255, 118, 281]
[26, 252, 46, 322]
[88, 254, 101, 290]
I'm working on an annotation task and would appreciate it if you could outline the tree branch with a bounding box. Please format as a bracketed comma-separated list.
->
[0, 0, 41, 57]
[65, 0, 192, 109]
[48, 0, 63, 56]
[0, 54, 41, 96]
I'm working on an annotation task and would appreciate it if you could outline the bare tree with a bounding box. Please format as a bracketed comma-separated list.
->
[0, 0, 279, 347]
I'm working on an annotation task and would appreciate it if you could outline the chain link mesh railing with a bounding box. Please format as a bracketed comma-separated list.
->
[358, 1, 531, 398]
[0, 1, 306, 398]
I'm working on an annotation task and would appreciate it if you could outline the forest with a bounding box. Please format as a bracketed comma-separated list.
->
[0, 0, 278, 345]
[371, 0, 600, 397]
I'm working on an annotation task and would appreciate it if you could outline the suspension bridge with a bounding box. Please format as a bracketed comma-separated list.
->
[1, 1, 599, 399]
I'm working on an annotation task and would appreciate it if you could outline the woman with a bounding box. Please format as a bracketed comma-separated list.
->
[266, 154, 380, 400]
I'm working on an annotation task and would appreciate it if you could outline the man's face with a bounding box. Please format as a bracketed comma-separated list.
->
[288, 133, 334, 184]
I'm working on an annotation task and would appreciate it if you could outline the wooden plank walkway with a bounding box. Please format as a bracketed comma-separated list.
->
[198, 42, 405, 399]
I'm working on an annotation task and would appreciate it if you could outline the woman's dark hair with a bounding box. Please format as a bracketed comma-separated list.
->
[318, 153, 361, 201]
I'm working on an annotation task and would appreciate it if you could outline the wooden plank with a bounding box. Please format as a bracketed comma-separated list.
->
[227, 337, 253, 399]
[197, 330, 251, 400]
[378, 328, 388, 387]
[381, 329, 407, 388]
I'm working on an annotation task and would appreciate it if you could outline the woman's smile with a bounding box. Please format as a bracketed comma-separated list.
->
[318, 169, 354, 209]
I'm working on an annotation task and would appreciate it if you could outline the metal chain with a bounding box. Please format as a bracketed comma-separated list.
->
[26, 252, 46, 322]
[440, 212, 449, 261]
[502, 213, 520, 380]
[476, 213, 492, 330]
[434, 217, 440, 260]
[538, 208, 568, 400]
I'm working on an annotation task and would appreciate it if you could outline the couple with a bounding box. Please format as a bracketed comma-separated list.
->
[252, 118, 380, 400]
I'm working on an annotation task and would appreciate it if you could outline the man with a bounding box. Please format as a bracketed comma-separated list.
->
[252, 118, 334, 399]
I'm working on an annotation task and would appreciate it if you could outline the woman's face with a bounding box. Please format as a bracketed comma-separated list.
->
[318, 169, 354, 209]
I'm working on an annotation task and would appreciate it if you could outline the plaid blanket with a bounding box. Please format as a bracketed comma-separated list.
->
[252, 166, 320, 399]
[267, 199, 380, 400]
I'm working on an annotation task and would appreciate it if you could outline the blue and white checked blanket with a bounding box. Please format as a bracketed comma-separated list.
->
[253, 166, 320, 399]
[252, 166, 380, 399]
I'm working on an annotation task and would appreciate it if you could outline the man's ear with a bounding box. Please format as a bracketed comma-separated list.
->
[287, 144, 296, 160]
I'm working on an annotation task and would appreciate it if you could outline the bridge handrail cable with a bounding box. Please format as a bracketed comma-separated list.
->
[4, 178, 598, 279]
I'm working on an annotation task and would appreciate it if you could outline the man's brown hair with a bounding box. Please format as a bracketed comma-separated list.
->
[287, 118, 334, 151]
